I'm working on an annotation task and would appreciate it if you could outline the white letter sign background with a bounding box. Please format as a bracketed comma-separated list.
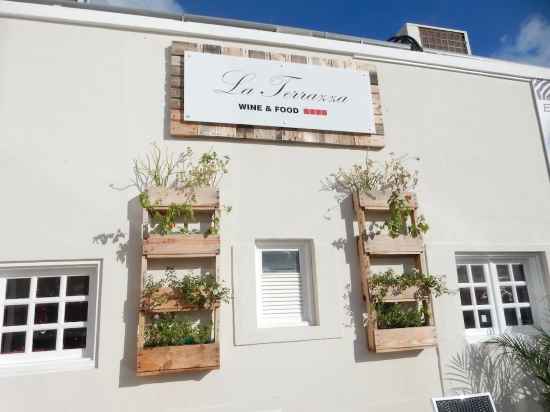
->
[183, 51, 375, 134]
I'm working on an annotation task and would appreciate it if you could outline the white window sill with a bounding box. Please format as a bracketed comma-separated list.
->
[0, 358, 95, 378]
[464, 325, 539, 345]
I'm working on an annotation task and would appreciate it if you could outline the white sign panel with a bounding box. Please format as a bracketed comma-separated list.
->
[183, 51, 375, 134]
[533, 79, 550, 172]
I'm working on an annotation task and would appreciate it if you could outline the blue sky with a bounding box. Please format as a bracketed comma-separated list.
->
[94, 0, 550, 66]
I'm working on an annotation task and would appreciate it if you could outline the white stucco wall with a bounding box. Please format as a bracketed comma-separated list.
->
[1, 11, 550, 412]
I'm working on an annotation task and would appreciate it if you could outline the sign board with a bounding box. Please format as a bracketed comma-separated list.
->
[183, 51, 375, 134]
[533, 79, 550, 173]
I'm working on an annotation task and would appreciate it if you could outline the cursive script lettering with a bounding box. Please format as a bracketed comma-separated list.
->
[213, 70, 350, 104]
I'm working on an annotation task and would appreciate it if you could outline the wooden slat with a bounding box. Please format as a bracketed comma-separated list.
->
[143, 234, 220, 257]
[373, 326, 437, 353]
[363, 233, 424, 255]
[140, 287, 220, 313]
[380, 287, 419, 303]
[358, 191, 417, 211]
[137, 343, 220, 376]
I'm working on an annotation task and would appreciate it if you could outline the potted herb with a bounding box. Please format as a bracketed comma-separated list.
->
[140, 268, 231, 312]
[133, 144, 230, 236]
[367, 269, 449, 352]
[326, 153, 429, 238]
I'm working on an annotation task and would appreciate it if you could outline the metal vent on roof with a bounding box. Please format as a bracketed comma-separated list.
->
[397, 23, 471, 55]
[419, 26, 468, 54]
[432, 393, 496, 412]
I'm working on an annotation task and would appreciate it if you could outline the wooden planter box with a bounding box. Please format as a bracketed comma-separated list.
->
[140, 287, 219, 313]
[369, 326, 437, 353]
[363, 233, 424, 255]
[143, 234, 220, 258]
[146, 186, 219, 211]
[137, 343, 220, 376]
[358, 191, 416, 211]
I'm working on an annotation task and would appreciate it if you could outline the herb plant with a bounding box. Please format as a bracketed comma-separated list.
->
[134, 144, 231, 236]
[141, 268, 231, 311]
[144, 315, 213, 347]
[369, 269, 449, 329]
[326, 153, 430, 238]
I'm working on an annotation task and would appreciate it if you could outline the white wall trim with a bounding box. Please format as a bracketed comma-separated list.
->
[1, 0, 550, 82]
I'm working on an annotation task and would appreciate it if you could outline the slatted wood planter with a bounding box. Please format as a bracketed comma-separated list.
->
[146, 187, 219, 211]
[352, 191, 437, 353]
[140, 287, 220, 313]
[137, 343, 220, 376]
[371, 326, 437, 353]
[143, 234, 220, 258]
[363, 233, 424, 255]
[137, 187, 222, 376]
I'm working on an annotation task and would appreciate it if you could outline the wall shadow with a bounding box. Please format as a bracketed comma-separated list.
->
[445, 343, 544, 412]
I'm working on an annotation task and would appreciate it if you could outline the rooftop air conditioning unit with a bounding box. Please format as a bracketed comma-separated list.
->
[397, 23, 471, 55]
[432, 393, 496, 412]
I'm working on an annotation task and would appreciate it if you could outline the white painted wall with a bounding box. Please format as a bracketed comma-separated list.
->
[0, 10, 549, 412]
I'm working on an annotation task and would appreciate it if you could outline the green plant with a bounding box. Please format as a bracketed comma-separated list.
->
[376, 303, 425, 329]
[167, 271, 231, 309]
[141, 268, 231, 311]
[325, 153, 429, 238]
[133, 143, 183, 192]
[369, 269, 449, 329]
[140, 274, 169, 312]
[490, 328, 550, 407]
[134, 145, 231, 236]
[143, 315, 213, 347]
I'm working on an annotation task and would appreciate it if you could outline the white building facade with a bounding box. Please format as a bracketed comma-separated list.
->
[1, 1, 550, 411]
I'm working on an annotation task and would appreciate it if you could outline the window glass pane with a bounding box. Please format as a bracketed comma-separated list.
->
[66, 276, 89, 296]
[471, 265, 485, 282]
[36, 277, 60, 298]
[516, 286, 530, 303]
[34, 303, 59, 324]
[262, 251, 300, 273]
[65, 302, 88, 322]
[1, 332, 26, 354]
[520, 307, 534, 325]
[474, 287, 489, 305]
[462, 311, 476, 329]
[459, 288, 472, 305]
[3, 305, 28, 326]
[512, 264, 526, 281]
[456, 265, 468, 283]
[63, 328, 87, 349]
[478, 310, 493, 328]
[32, 330, 57, 352]
[504, 308, 519, 326]
[500, 286, 514, 303]
[6, 278, 30, 299]
[496, 264, 511, 282]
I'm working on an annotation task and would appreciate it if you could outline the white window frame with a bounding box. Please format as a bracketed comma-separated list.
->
[255, 240, 317, 328]
[0, 260, 101, 376]
[232, 239, 342, 345]
[456, 254, 544, 342]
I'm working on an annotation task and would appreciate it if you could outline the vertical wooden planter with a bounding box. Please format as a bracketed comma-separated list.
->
[137, 187, 222, 376]
[353, 191, 437, 353]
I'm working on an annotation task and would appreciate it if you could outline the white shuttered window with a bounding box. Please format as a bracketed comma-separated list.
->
[256, 240, 316, 328]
